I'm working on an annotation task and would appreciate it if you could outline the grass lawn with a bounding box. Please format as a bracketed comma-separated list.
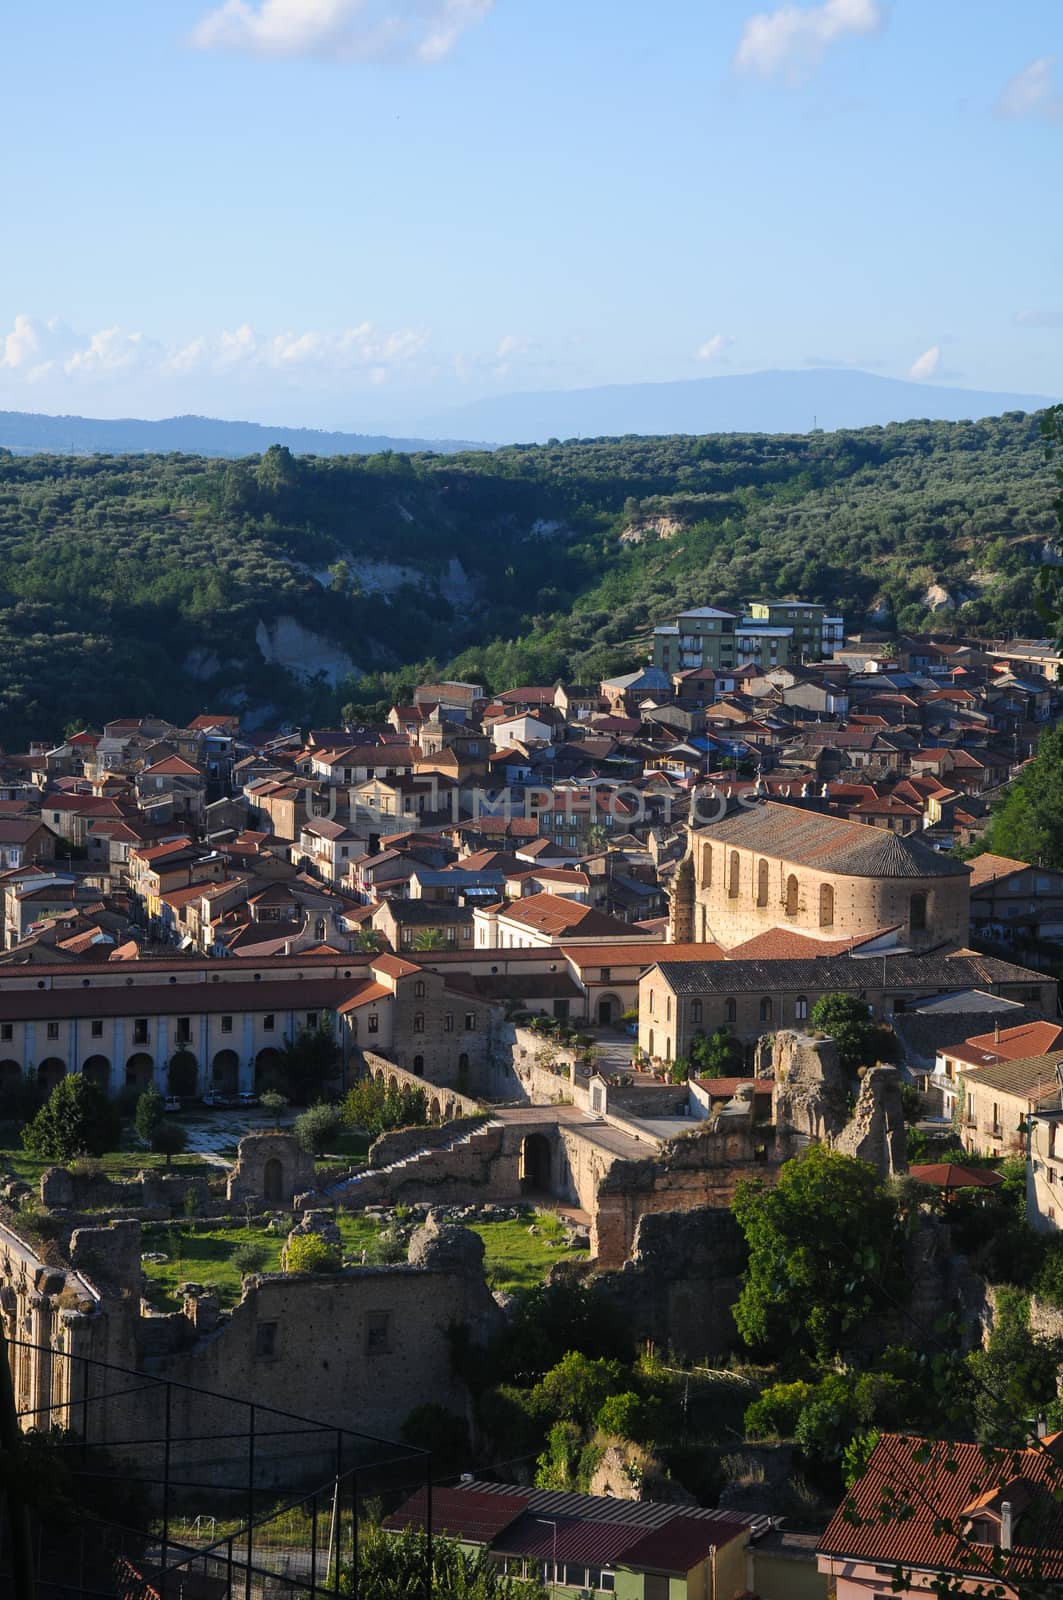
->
[471, 1213, 587, 1295]
[0, 1126, 215, 1190]
[138, 1211, 586, 1310]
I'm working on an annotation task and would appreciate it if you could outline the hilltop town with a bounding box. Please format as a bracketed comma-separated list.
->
[3, 598, 1063, 1594]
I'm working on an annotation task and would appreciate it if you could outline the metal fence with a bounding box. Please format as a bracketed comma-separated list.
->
[0, 1337, 434, 1600]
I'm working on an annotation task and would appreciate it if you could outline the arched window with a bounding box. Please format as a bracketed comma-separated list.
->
[785, 875, 799, 917]
[819, 883, 834, 928]
[726, 998, 736, 1024]
[728, 851, 741, 899]
[756, 859, 769, 907]
[413, 1013, 425, 1034]
[795, 996, 809, 1021]
[666, 996, 671, 1022]
[759, 997, 773, 1024]
[415, 980, 425, 998]
[910, 892, 927, 932]
[702, 842, 713, 887]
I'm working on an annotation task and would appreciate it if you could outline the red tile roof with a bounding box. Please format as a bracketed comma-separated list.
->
[819, 1432, 1063, 1586]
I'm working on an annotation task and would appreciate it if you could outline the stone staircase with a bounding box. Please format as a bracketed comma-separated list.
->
[321, 1118, 507, 1207]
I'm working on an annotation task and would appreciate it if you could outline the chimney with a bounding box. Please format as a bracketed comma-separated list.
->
[1000, 1501, 1013, 1551]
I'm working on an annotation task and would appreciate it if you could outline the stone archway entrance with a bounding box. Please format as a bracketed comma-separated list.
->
[255, 1048, 282, 1090]
[211, 1049, 239, 1095]
[81, 1055, 110, 1092]
[520, 1132, 552, 1194]
[597, 993, 623, 1026]
[38, 1058, 66, 1092]
[263, 1157, 284, 1203]
[126, 1053, 155, 1092]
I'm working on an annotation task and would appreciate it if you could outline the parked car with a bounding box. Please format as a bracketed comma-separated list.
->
[163, 1096, 182, 1113]
[238, 1091, 259, 1107]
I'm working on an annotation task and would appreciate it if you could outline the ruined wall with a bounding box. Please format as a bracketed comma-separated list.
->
[770, 1030, 847, 1141]
[321, 1122, 522, 1211]
[226, 1131, 317, 1204]
[142, 1219, 502, 1460]
[594, 1206, 748, 1361]
[833, 1064, 908, 1178]
[486, 1026, 593, 1110]
[592, 1123, 790, 1270]
[40, 1165, 215, 1217]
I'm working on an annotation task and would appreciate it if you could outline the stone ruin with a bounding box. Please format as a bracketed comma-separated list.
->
[769, 1028, 907, 1178]
[225, 1130, 316, 1206]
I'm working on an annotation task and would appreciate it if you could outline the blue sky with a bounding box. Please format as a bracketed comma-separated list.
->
[1, 0, 1061, 430]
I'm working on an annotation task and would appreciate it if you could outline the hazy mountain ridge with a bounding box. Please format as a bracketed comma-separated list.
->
[0, 410, 483, 459]
[424, 368, 1055, 445]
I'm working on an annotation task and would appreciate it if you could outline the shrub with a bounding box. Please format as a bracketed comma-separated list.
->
[284, 1233, 339, 1274]
[135, 1086, 164, 1146]
[743, 1380, 814, 1440]
[294, 1102, 341, 1156]
[233, 1241, 270, 1276]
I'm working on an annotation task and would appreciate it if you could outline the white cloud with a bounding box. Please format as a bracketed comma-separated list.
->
[0, 313, 430, 392]
[996, 57, 1063, 124]
[734, 0, 884, 83]
[1014, 308, 1063, 329]
[189, 0, 494, 62]
[908, 345, 941, 381]
[696, 333, 735, 362]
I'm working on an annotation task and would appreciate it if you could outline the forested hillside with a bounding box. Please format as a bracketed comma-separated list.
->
[0, 411, 1054, 742]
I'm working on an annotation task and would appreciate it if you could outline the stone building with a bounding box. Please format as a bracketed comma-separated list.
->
[670, 801, 971, 952]
[638, 950, 1055, 1062]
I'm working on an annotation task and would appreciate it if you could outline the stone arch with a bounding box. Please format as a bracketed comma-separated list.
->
[785, 874, 799, 917]
[520, 1132, 552, 1193]
[728, 850, 740, 898]
[819, 882, 834, 928]
[168, 1050, 197, 1097]
[263, 1157, 284, 1203]
[211, 1048, 239, 1095]
[428, 1095, 442, 1123]
[37, 1058, 66, 1092]
[126, 1053, 155, 1092]
[81, 1055, 110, 1092]
[596, 992, 623, 1026]
[254, 1047, 282, 1090]
[0, 1059, 20, 1090]
[756, 859, 769, 907]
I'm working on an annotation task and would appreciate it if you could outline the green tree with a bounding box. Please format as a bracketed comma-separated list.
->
[810, 993, 884, 1075]
[22, 1076, 121, 1162]
[272, 1022, 341, 1104]
[967, 1290, 1063, 1445]
[399, 1404, 470, 1480]
[342, 1077, 427, 1138]
[134, 1085, 164, 1146]
[732, 1145, 902, 1363]
[294, 1102, 341, 1156]
[689, 1027, 743, 1078]
[982, 721, 1063, 868]
[532, 1351, 627, 1427]
[151, 1120, 187, 1167]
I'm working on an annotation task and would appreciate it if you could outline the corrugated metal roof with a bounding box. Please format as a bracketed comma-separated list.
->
[383, 1486, 531, 1543]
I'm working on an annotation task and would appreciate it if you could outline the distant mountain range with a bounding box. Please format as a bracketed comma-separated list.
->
[423, 368, 1056, 444]
[0, 368, 1056, 460]
[0, 410, 482, 458]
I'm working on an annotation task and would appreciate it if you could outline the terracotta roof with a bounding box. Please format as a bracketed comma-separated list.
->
[141, 756, 202, 778]
[950, 1020, 1063, 1064]
[697, 800, 970, 878]
[726, 927, 896, 960]
[371, 953, 423, 979]
[966, 852, 1034, 888]
[819, 1431, 1063, 1586]
[562, 940, 714, 969]
[959, 1050, 1063, 1102]
[499, 893, 643, 939]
